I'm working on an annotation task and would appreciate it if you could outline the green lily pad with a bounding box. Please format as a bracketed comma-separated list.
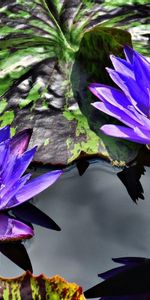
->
[0, 272, 85, 300]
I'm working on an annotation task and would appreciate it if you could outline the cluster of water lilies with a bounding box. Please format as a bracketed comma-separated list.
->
[0, 126, 63, 242]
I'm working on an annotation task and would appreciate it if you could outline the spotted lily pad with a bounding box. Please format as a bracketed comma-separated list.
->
[0, 272, 85, 300]
[0, 0, 148, 166]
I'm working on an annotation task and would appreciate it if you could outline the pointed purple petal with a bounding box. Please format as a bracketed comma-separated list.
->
[1, 174, 31, 210]
[134, 127, 150, 141]
[100, 124, 150, 144]
[0, 214, 34, 242]
[133, 53, 149, 98]
[11, 170, 63, 207]
[89, 83, 131, 108]
[0, 126, 10, 143]
[110, 55, 133, 78]
[89, 84, 144, 126]
[106, 68, 148, 115]
[92, 102, 142, 129]
[10, 128, 33, 156]
[0, 140, 10, 172]
[127, 105, 150, 128]
[124, 45, 134, 63]
[1, 146, 37, 194]
[132, 48, 150, 81]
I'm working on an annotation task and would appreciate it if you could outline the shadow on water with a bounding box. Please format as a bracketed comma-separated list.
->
[1, 161, 150, 293]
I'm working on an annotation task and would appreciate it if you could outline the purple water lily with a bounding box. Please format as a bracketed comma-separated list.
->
[89, 46, 150, 144]
[84, 257, 150, 299]
[0, 126, 63, 242]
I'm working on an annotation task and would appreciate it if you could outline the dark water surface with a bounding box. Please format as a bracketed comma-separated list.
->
[1, 163, 150, 292]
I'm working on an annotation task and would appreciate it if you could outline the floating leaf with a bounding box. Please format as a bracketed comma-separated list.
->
[0, 272, 85, 300]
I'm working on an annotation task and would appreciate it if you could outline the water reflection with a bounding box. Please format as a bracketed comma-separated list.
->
[0, 163, 150, 293]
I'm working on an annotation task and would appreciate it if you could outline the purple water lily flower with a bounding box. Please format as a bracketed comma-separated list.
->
[84, 257, 150, 299]
[89, 46, 150, 145]
[0, 126, 63, 242]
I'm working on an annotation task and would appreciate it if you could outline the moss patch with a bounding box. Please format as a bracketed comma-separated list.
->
[63, 108, 101, 163]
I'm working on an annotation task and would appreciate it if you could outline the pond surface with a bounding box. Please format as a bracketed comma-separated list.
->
[1, 162, 150, 293]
